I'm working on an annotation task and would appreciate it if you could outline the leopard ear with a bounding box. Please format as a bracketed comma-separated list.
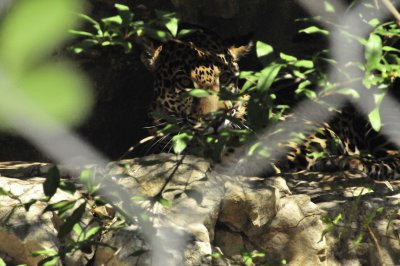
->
[227, 33, 253, 60]
[138, 38, 163, 71]
[229, 41, 253, 60]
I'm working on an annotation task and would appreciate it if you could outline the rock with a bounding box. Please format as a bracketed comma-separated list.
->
[0, 162, 52, 179]
[6, 154, 398, 265]
[287, 172, 400, 265]
[0, 177, 89, 266]
[261, 195, 329, 265]
[102, 154, 337, 265]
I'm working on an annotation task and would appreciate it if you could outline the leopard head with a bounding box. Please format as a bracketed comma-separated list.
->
[141, 27, 252, 131]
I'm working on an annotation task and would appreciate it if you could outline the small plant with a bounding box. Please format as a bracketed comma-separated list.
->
[69, 4, 182, 54]
[242, 250, 266, 265]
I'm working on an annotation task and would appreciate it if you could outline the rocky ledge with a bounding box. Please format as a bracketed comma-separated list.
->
[0, 154, 399, 265]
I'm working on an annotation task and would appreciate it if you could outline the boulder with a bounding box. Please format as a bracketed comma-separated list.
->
[4, 154, 383, 265]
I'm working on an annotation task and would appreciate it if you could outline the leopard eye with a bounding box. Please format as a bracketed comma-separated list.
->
[219, 72, 232, 85]
[175, 75, 193, 88]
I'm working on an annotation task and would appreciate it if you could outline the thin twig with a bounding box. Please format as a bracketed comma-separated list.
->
[367, 225, 386, 266]
[382, 0, 400, 25]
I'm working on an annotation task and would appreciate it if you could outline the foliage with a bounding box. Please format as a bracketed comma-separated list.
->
[0, 0, 92, 131]
[1, 0, 400, 264]
[320, 190, 397, 257]
[156, 0, 400, 163]
[0, 164, 151, 265]
[211, 249, 287, 266]
[69, 1, 400, 165]
[0, 2, 158, 265]
[69, 4, 181, 54]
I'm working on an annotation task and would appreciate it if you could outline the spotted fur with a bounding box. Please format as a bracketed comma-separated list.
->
[141, 27, 400, 180]
[141, 28, 251, 130]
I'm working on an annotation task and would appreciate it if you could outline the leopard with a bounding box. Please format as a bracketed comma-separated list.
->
[140, 25, 400, 181]
[140, 25, 251, 142]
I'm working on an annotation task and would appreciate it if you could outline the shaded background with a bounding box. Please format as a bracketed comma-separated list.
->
[0, 0, 324, 161]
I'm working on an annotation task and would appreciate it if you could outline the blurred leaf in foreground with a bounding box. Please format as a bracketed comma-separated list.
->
[0, 0, 92, 131]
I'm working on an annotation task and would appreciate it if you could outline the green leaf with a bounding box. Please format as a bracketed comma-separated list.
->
[240, 75, 258, 93]
[172, 133, 193, 154]
[382, 46, 400, 53]
[280, 52, 297, 62]
[368, 107, 381, 132]
[303, 89, 317, 99]
[115, 4, 133, 27]
[38, 256, 59, 266]
[78, 13, 100, 27]
[243, 251, 253, 265]
[324, 1, 335, 12]
[0, 188, 13, 197]
[188, 89, 213, 98]
[69, 39, 99, 54]
[58, 202, 86, 239]
[256, 41, 274, 65]
[177, 28, 197, 37]
[299, 26, 329, 36]
[248, 142, 262, 156]
[160, 123, 181, 134]
[0, 62, 93, 130]
[374, 92, 386, 106]
[143, 27, 172, 42]
[336, 88, 360, 99]
[295, 80, 311, 94]
[0, 0, 83, 74]
[43, 200, 76, 218]
[102, 15, 123, 26]
[257, 64, 282, 91]
[251, 250, 265, 258]
[165, 17, 179, 37]
[115, 3, 130, 11]
[155, 10, 179, 37]
[292, 69, 306, 78]
[32, 249, 58, 256]
[59, 180, 77, 194]
[159, 197, 173, 208]
[79, 168, 97, 192]
[82, 226, 102, 241]
[293, 60, 314, 68]
[68, 29, 94, 37]
[73, 223, 83, 236]
[43, 166, 60, 199]
[211, 253, 222, 259]
[0, 258, 5, 266]
[365, 33, 382, 71]
[256, 41, 273, 58]
[369, 18, 380, 27]
[239, 71, 254, 78]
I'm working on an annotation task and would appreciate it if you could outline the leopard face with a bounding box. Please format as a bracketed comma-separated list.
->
[141, 28, 252, 130]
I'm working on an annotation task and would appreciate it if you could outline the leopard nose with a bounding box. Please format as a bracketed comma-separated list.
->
[198, 94, 220, 115]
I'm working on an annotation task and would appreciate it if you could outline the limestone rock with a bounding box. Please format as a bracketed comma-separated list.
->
[6, 154, 394, 265]
[0, 177, 88, 266]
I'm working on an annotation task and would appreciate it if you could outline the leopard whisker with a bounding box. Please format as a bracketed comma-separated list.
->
[163, 137, 175, 154]
[144, 133, 171, 155]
